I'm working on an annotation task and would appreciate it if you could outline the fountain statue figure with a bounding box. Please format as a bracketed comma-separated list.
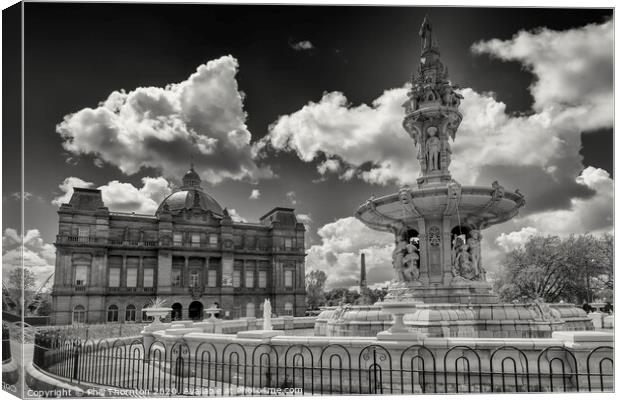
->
[263, 299, 272, 330]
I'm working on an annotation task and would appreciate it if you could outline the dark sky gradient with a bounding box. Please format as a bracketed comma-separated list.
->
[2, 3, 613, 246]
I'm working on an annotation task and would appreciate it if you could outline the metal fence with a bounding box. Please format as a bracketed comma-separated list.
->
[33, 332, 613, 395]
[2, 323, 10, 362]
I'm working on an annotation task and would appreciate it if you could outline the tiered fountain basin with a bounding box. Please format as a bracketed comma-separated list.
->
[355, 184, 525, 234]
[315, 302, 593, 338]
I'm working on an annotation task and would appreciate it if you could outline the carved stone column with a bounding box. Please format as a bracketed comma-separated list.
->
[442, 218, 453, 285]
[416, 218, 429, 284]
[183, 256, 189, 287]
[121, 255, 127, 288]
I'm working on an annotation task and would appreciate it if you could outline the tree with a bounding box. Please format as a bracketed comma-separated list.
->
[305, 270, 327, 310]
[356, 286, 389, 305]
[493, 234, 614, 304]
[324, 288, 360, 306]
[4, 267, 37, 314]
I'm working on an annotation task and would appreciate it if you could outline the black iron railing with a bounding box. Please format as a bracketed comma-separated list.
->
[2, 323, 11, 362]
[32, 332, 613, 395]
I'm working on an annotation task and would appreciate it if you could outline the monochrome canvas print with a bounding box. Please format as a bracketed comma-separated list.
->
[1, 2, 614, 398]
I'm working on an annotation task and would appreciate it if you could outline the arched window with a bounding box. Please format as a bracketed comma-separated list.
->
[73, 305, 86, 324]
[107, 305, 119, 322]
[171, 303, 183, 321]
[125, 304, 136, 322]
[246, 302, 255, 318]
[284, 302, 293, 316]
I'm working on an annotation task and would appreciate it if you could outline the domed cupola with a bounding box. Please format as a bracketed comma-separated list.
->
[181, 163, 202, 190]
[157, 164, 224, 216]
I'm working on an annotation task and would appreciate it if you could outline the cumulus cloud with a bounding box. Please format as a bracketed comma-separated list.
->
[257, 88, 413, 186]
[249, 189, 261, 200]
[517, 167, 613, 236]
[495, 227, 539, 252]
[227, 208, 247, 223]
[286, 191, 297, 205]
[290, 40, 315, 51]
[296, 213, 313, 227]
[2, 228, 56, 287]
[472, 20, 613, 128]
[305, 217, 394, 289]
[57, 56, 272, 185]
[52, 176, 173, 215]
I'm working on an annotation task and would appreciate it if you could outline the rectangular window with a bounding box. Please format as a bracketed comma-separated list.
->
[172, 269, 182, 287]
[189, 271, 200, 287]
[233, 270, 241, 288]
[143, 269, 154, 288]
[75, 266, 88, 286]
[284, 270, 293, 287]
[173, 232, 183, 246]
[191, 233, 200, 248]
[127, 268, 138, 287]
[284, 238, 292, 250]
[258, 270, 267, 288]
[108, 267, 120, 287]
[209, 234, 218, 245]
[208, 270, 217, 287]
[245, 270, 254, 288]
[78, 227, 89, 243]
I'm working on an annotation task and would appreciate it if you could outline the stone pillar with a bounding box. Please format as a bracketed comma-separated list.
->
[91, 250, 107, 289]
[220, 256, 234, 317]
[442, 217, 453, 284]
[417, 218, 429, 284]
[138, 256, 144, 289]
[183, 256, 189, 287]
[121, 255, 127, 288]
[157, 250, 172, 293]
[204, 257, 210, 287]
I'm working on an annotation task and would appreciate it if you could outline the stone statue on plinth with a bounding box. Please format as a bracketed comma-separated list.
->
[452, 232, 485, 281]
[393, 237, 420, 283]
[426, 127, 441, 172]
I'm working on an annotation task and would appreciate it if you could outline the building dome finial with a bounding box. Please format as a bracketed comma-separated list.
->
[181, 162, 201, 190]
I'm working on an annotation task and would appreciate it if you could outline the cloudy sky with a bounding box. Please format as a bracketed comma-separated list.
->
[2, 4, 613, 289]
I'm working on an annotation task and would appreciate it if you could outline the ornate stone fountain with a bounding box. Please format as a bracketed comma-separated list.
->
[316, 16, 592, 339]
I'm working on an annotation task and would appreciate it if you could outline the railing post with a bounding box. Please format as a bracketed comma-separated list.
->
[72, 343, 80, 382]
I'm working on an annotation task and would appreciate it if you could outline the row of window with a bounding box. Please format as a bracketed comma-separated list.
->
[72, 304, 153, 324]
[171, 269, 283, 288]
[76, 265, 295, 289]
[173, 232, 218, 247]
[170, 269, 294, 288]
[76, 268, 292, 289]
[109, 267, 154, 288]
[75, 227, 299, 249]
[72, 302, 295, 323]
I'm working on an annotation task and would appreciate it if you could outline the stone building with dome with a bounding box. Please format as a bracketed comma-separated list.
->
[50, 166, 307, 325]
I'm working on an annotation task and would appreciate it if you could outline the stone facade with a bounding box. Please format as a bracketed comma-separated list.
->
[51, 167, 306, 325]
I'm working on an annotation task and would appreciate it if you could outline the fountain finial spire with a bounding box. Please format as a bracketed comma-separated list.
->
[401, 16, 463, 187]
[419, 14, 439, 56]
